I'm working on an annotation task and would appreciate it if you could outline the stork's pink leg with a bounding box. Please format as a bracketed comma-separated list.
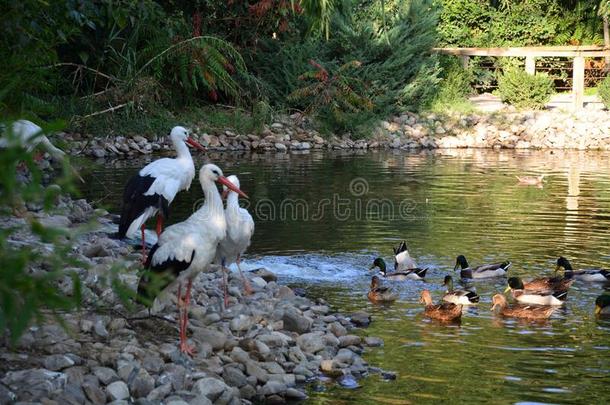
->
[156, 214, 163, 237]
[140, 224, 147, 264]
[236, 254, 253, 296]
[178, 279, 196, 356]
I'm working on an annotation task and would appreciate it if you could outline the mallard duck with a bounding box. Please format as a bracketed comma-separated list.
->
[370, 257, 427, 280]
[555, 256, 610, 282]
[367, 276, 398, 303]
[454, 255, 511, 279]
[393, 241, 418, 270]
[520, 275, 573, 291]
[505, 277, 569, 306]
[491, 294, 555, 320]
[419, 290, 462, 321]
[442, 275, 479, 305]
[595, 293, 610, 315]
[516, 175, 545, 185]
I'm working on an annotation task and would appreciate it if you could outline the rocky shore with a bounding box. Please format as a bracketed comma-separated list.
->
[66, 108, 610, 158]
[0, 200, 390, 405]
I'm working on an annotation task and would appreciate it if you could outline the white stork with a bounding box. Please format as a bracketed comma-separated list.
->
[117, 126, 205, 258]
[1, 120, 67, 159]
[137, 164, 247, 356]
[215, 175, 255, 305]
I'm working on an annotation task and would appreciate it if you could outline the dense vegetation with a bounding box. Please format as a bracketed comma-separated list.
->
[0, 1, 607, 137]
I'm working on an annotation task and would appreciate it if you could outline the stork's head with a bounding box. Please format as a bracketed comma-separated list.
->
[170, 126, 205, 151]
[200, 164, 248, 198]
[221, 175, 241, 199]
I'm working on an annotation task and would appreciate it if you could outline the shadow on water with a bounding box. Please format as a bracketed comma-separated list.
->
[81, 148, 610, 404]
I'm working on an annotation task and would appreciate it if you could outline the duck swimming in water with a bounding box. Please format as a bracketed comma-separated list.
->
[454, 255, 511, 279]
[595, 293, 610, 316]
[555, 256, 610, 283]
[367, 276, 398, 303]
[491, 294, 555, 320]
[505, 277, 569, 306]
[442, 275, 479, 305]
[419, 290, 463, 322]
[370, 257, 427, 281]
[393, 241, 418, 270]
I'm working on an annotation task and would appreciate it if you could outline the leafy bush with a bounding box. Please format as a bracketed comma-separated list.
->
[496, 67, 554, 110]
[598, 76, 610, 109]
[429, 57, 474, 110]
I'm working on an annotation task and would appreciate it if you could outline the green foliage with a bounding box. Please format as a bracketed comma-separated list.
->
[429, 57, 474, 111]
[598, 75, 610, 109]
[0, 121, 82, 343]
[496, 67, 554, 110]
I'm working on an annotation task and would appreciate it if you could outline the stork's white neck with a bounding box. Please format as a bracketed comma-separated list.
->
[193, 177, 225, 227]
[226, 191, 239, 212]
[173, 138, 192, 160]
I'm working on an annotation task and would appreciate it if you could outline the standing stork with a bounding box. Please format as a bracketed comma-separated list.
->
[137, 164, 248, 356]
[117, 126, 205, 259]
[215, 175, 255, 305]
[1, 120, 67, 159]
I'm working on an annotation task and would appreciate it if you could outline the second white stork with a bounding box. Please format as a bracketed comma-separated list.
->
[117, 126, 205, 258]
[215, 175, 255, 305]
[137, 164, 248, 356]
[1, 120, 67, 159]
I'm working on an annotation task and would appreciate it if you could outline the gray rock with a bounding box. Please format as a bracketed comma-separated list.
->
[285, 388, 308, 400]
[146, 383, 172, 401]
[189, 395, 213, 405]
[229, 347, 250, 364]
[38, 215, 71, 228]
[249, 268, 277, 282]
[167, 401, 190, 405]
[106, 381, 130, 401]
[92, 148, 106, 158]
[192, 377, 228, 402]
[222, 366, 247, 388]
[339, 335, 361, 347]
[141, 354, 164, 374]
[364, 336, 384, 347]
[260, 380, 287, 396]
[282, 308, 312, 334]
[350, 312, 371, 327]
[245, 361, 269, 383]
[159, 364, 187, 391]
[92, 366, 119, 385]
[296, 332, 325, 354]
[329, 322, 347, 337]
[129, 368, 155, 398]
[1, 369, 67, 400]
[43, 354, 75, 371]
[193, 328, 227, 350]
[94, 318, 109, 338]
[230, 314, 252, 333]
[239, 384, 256, 400]
[274, 143, 287, 151]
[83, 375, 106, 405]
[52, 382, 86, 405]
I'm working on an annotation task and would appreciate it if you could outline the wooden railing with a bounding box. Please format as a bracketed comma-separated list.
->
[434, 46, 610, 110]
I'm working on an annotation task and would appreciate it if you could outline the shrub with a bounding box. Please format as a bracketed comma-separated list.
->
[598, 75, 610, 109]
[496, 67, 554, 109]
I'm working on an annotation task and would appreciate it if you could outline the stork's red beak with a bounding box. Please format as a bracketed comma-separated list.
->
[217, 176, 248, 199]
[186, 137, 206, 151]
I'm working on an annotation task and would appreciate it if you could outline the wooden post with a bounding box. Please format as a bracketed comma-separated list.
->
[460, 55, 469, 70]
[525, 56, 536, 75]
[572, 56, 585, 110]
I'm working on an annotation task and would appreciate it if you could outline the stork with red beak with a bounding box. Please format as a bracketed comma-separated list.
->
[116, 126, 205, 259]
[137, 164, 248, 356]
[215, 175, 255, 305]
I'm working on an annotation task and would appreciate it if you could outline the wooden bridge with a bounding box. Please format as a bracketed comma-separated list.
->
[434, 46, 610, 110]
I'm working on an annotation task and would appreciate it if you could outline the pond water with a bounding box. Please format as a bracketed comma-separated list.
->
[81, 149, 610, 404]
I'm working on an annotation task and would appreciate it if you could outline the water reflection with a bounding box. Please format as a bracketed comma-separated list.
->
[80, 149, 610, 404]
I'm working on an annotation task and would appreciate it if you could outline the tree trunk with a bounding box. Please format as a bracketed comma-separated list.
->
[603, 16, 610, 72]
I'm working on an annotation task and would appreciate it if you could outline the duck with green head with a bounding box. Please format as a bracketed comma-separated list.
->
[367, 276, 398, 303]
[454, 255, 511, 279]
[505, 277, 569, 306]
[370, 257, 427, 280]
[442, 275, 479, 305]
[595, 293, 610, 316]
[555, 256, 610, 282]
